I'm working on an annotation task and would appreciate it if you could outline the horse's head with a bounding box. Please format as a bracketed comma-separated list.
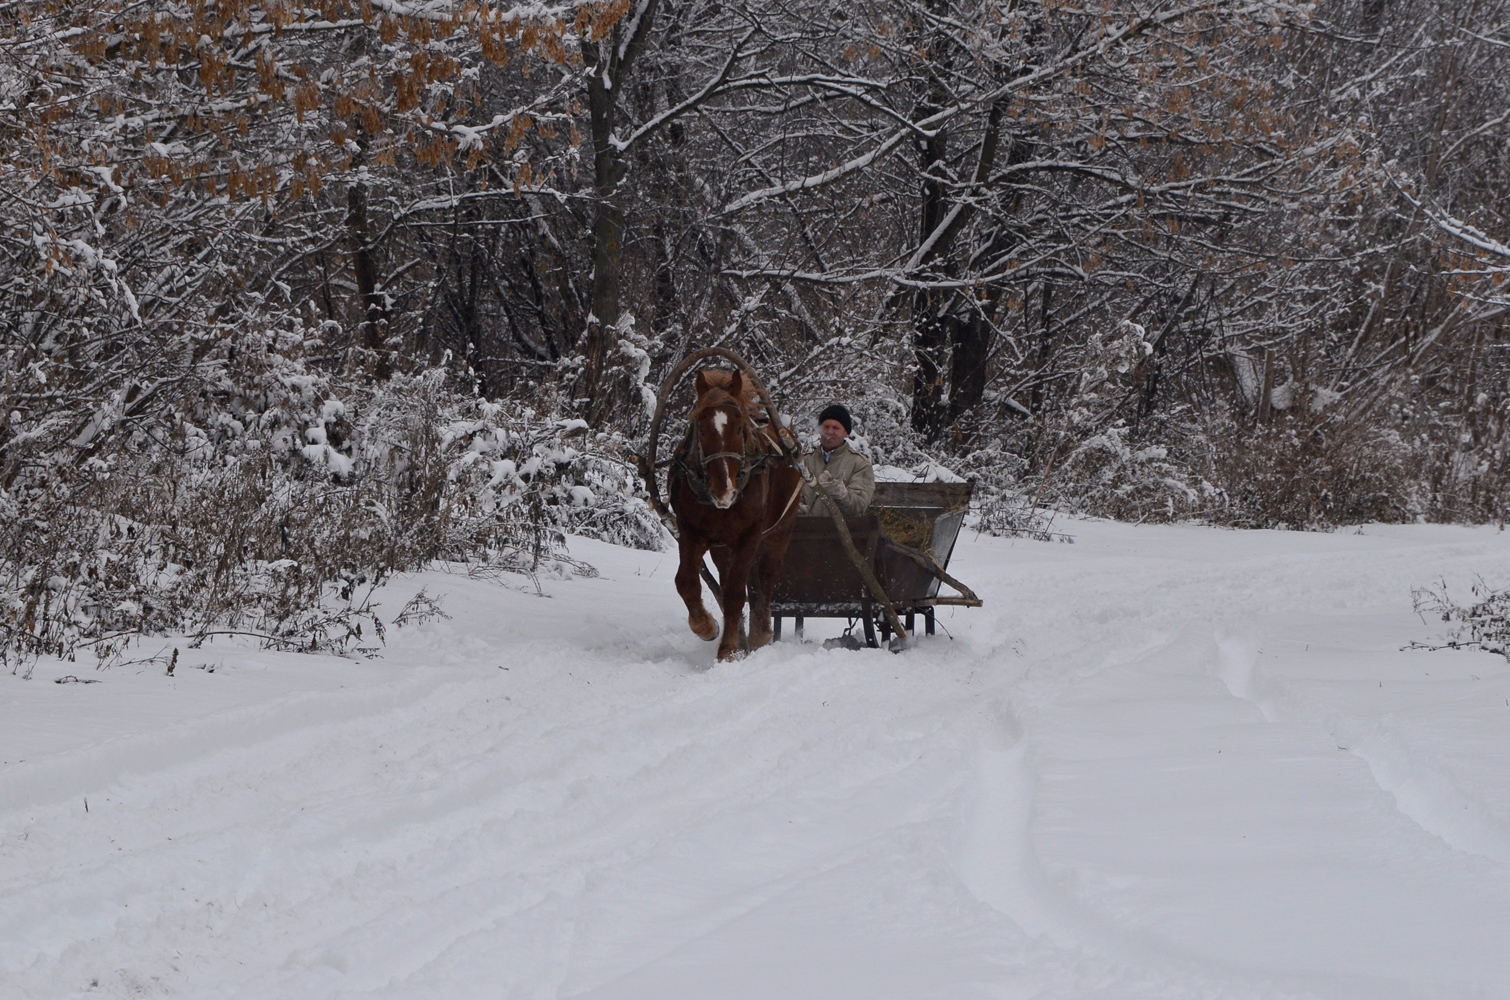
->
[692, 369, 751, 509]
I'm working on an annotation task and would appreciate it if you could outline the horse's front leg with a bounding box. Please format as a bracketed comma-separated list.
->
[675, 534, 718, 641]
[716, 535, 759, 662]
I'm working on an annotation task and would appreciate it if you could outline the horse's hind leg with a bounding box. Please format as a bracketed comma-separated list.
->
[749, 495, 797, 651]
[747, 555, 774, 650]
[676, 535, 718, 641]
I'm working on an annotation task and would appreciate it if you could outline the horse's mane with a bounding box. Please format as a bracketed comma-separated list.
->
[690, 385, 745, 420]
[690, 368, 758, 420]
[687, 370, 779, 456]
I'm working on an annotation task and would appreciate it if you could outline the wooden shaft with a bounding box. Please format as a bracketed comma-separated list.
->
[638, 496, 722, 604]
[880, 537, 982, 607]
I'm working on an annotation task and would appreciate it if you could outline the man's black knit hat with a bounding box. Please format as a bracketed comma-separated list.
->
[817, 403, 853, 434]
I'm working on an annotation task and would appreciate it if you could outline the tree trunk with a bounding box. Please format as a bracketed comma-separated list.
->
[909, 88, 952, 441]
[1030, 280, 1055, 415]
[583, 64, 625, 420]
[905, 70, 1007, 442]
[579, 0, 661, 424]
[910, 302, 950, 441]
[346, 180, 391, 381]
[947, 313, 992, 429]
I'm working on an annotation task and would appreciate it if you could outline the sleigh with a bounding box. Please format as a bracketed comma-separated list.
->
[635, 346, 981, 656]
[771, 480, 981, 647]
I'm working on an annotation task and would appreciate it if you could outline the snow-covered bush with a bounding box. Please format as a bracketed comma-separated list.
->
[1411, 579, 1510, 661]
[1200, 410, 1420, 529]
[0, 340, 662, 668]
[1036, 431, 1200, 523]
[440, 389, 663, 569]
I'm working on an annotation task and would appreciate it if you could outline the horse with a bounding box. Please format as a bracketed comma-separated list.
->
[669, 368, 802, 662]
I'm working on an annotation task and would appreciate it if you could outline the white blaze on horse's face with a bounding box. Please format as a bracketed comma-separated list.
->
[711, 464, 737, 508]
[704, 404, 742, 509]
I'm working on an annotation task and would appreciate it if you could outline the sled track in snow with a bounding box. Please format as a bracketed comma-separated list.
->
[6, 524, 1510, 998]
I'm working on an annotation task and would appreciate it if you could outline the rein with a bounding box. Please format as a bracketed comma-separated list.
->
[763, 478, 804, 536]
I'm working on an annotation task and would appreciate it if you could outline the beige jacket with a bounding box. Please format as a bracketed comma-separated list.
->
[799, 441, 875, 518]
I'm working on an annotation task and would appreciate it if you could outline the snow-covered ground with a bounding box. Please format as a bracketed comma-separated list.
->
[5, 519, 1510, 999]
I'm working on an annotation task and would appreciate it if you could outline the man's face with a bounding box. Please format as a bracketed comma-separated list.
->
[819, 418, 848, 452]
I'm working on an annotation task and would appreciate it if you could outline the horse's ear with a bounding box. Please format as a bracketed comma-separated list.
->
[694, 370, 712, 398]
[727, 370, 743, 399]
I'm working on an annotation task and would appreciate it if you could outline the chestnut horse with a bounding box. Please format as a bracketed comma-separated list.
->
[670, 369, 802, 661]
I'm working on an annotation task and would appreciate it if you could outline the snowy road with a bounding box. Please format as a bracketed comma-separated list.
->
[5, 520, 1510, 999]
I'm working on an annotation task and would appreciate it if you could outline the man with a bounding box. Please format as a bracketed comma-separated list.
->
[799, 403, 875, 518]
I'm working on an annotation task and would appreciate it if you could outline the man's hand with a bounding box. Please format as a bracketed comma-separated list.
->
[817, 469, 849, 500]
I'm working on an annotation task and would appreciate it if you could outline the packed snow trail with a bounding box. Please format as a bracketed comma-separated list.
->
[4, 521, 1510, 999]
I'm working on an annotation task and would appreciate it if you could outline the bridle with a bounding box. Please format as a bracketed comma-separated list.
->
[676, 397, 779, 507]
[636, 349, 801, 530]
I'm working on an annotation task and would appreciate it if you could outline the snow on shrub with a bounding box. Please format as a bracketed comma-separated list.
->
[0, 346, 660, 669]
[1410, 578, 1510, 661]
